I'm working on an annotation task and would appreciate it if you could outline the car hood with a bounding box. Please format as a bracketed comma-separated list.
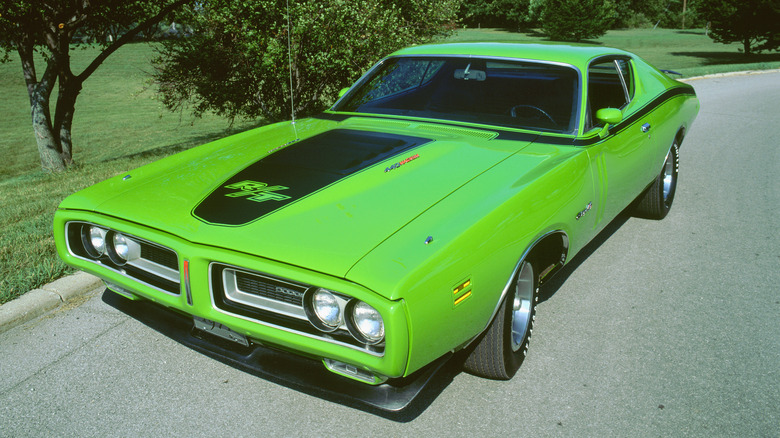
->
[71, 118, 535, 278]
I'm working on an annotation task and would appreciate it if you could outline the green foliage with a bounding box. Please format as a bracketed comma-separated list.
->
[152, 0, 459, 123]
[540, 0, 617, 41]
[459, 0, 532, 30]
[612, 0, 664, 28]
[698, 0, 780, 54]
[0, 0, 192, 173]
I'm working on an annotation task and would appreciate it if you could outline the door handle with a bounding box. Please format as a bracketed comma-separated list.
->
[641, 123, 651, 133]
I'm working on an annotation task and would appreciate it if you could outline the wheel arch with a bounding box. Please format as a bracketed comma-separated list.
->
[675, 125, 687, 148]
[465, 230, 568, 348]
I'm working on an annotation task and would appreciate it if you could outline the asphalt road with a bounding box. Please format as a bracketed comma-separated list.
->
[2, 72, 778, 437]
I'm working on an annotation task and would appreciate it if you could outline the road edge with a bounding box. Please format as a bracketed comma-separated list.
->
[0, 271, 101, 334]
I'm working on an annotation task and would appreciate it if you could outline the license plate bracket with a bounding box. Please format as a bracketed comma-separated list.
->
[193, 316, 249, 347]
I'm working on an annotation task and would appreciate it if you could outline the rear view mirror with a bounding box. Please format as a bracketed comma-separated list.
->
[454, 69, 486, 81]
[338, 87, 349, 98]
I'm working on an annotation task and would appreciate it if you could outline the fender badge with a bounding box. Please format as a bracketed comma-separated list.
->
[575, 202, 592, 220]
[385, 153, 420, 172]
[224, 180, 291, 203]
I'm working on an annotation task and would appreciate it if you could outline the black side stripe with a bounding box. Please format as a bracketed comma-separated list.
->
[315, 84, 696, 147]
[573, 85, 697, 146]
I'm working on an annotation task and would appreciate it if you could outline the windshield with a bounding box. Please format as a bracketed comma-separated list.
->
[333, 56, 580, 134]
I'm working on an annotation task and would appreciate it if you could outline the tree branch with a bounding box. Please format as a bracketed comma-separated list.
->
[77, 0, 191, 82]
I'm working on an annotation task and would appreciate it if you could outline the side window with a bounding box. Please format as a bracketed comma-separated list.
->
[587, 58, 633, 128]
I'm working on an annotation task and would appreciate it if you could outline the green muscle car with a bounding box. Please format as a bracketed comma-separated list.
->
[54, 43, 699, 411]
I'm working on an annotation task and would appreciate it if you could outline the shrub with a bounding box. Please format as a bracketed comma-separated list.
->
[540, 0, 617, 41]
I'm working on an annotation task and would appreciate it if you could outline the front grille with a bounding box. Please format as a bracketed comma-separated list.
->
[141, 244, 178, 270]
[235, 271, 304, 306]
[210, 263, 384, 354]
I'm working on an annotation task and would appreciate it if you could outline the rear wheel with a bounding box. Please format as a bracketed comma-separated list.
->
[463, 261, 538, 379]
[633, 141, 679, 219]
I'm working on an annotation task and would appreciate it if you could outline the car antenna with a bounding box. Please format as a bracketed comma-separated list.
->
[286, 0, 298, 137]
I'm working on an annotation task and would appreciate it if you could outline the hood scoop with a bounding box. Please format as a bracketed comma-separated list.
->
[192, 129, 432, 226]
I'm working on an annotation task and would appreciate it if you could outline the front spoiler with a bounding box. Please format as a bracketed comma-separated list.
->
[102, 289, 452, 414]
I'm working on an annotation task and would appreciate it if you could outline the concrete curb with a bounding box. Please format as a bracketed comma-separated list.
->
[0, 271, 102, 335]
[681, 68, 780, 82]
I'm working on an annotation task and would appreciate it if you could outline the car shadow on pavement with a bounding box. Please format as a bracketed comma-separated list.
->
[102, 289, 454, 422]
[537, 212, 631, 303]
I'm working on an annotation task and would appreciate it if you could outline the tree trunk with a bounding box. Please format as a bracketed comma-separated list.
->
[744, 36, 752, 55]
[54, 73, 82, 167]
[18, 41, 68, 172]
[30, 87, 67, 172]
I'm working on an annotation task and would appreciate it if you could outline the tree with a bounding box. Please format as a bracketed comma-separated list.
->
[539, 0, 617, 41]
[459, 0, 533, 30]
[698, 0, 780, 55]
[0, 1, 190, 172]
[151, 0, 459, 124]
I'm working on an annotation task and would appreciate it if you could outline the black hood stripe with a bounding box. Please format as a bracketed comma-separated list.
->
[192, 129, 432, 226]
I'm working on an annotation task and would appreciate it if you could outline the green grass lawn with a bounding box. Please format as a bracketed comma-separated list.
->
[449, 27, 780, 75]
[1, 28, 779, 304]
[0, 43, 256, 303]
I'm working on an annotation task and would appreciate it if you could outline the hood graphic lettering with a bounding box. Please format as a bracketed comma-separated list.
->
[224, 181, 291, 203]
[193, 129, 432, 226]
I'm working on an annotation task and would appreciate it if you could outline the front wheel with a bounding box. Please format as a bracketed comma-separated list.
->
[633, 141, 679, 219]
[463, 261, 538, 379]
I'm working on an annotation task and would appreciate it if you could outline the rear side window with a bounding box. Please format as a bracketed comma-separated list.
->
[587, 58, 633, 127]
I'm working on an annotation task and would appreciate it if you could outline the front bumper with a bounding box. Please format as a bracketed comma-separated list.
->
[101, 288, 449, 412]
[54, 209, 410, 387]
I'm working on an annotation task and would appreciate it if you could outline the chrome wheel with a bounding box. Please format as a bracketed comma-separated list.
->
[662, 149, 674, 204]
[632, 139, 679, 220]
[463, 260, 538, 379]
[511, 262, 535, 352]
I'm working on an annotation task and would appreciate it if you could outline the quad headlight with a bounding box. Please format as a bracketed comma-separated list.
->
[77, 224, 141, 266]
[348, 301, 385, 345]
[113, 233, 130, 259]
[108, 232, 131, 265]
[311, 288, 342, 331]
[83, 226, 107, 258]
[304, 288, 385, 345]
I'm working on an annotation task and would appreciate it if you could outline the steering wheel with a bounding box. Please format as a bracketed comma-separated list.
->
[509, 105, 556, 125]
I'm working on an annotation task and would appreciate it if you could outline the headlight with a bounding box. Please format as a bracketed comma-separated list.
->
[310, 289, 342, 331]
[349, 301, 384, 344]
[83, 225, 107, 258]
[113, 233, 130, 260]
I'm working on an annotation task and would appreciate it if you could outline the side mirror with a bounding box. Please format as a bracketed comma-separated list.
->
[595, 108, 623, 138]
[338, 87, 349, 98]
[595, 108, 623, 125]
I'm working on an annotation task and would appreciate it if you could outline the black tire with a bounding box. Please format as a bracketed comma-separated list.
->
[463, 261, 538, 380]
[633, 141, 679, 219]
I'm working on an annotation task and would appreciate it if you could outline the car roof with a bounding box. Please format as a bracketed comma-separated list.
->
[389, 42, 631, 69]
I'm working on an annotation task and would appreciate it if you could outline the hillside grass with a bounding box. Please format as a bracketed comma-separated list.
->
[0, 43, 256, 303]
[1, 28, 779, 304]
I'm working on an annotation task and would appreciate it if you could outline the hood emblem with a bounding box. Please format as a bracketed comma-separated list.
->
[385, 153, 420, 173]
[224, 180, 291, 203]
